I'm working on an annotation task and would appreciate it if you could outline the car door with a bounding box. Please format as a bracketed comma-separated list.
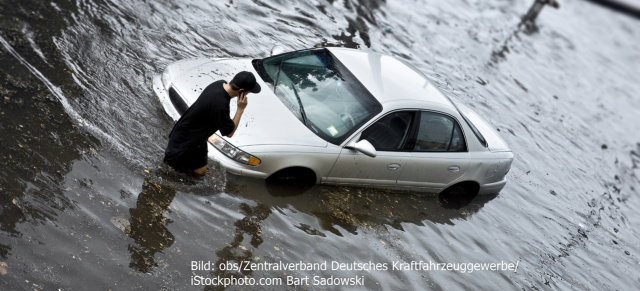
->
[397, 111, 470, 192]
[325, 111, 415, 186]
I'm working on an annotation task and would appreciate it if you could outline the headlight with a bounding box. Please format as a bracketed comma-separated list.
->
[208, 134, 261, 166]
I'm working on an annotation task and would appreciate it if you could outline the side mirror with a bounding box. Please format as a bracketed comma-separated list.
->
[270, 45, 285, 56]
[346, 139, 377, 157]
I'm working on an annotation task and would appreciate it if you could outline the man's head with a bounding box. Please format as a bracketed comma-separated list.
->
[230, 71, 261, 94]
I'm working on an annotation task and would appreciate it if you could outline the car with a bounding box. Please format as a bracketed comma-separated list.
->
[153, 47, 513, 196]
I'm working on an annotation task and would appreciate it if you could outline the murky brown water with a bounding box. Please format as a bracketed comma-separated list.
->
[1, 0, 639, 290]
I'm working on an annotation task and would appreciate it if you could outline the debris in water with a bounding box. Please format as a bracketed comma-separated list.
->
[520, 0, 560, 28]
[110, 216, 131, 234]
[0, 262, 7, 275]
[514, 78, 529, 92]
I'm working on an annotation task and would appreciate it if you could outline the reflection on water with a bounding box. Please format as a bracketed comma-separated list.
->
[128, 178, 177, 273]
[492, 0, 561, 63]
[119, 168, 494, 279]
[519, 0, 560, 33]
[227, 175, 494, 234]
[207, 203, 271, 291]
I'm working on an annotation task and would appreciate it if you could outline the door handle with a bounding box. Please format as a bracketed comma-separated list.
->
[387, 163, 401, 171]
[448, 166, 460, 172]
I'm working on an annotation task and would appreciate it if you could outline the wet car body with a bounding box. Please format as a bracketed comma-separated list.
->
[153, 47, 513, 195]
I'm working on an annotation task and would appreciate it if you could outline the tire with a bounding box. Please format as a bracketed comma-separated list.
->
[265, 168, 316, 196]
[439, 182, 479, 209]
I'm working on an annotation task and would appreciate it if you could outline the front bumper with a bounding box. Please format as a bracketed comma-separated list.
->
[152, 75, 181, 122]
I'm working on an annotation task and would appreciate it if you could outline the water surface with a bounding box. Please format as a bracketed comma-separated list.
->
[0, 0, 639, 290]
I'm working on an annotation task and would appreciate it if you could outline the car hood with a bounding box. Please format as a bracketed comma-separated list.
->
[167, 58, 328, 148]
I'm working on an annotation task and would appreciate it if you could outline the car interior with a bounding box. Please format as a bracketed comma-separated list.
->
[360, 112, 413, 151]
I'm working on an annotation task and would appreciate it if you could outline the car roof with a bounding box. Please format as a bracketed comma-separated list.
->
[327, 47, 454, 108]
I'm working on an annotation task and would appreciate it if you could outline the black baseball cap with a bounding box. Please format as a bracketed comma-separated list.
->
[231, 71, 261, 93]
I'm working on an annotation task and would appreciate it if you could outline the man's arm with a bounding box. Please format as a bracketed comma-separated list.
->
[226, 91, 248, 137]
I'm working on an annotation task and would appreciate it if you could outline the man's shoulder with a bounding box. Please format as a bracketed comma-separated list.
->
[200, 80, 228, 99]
[193, 80, 227, 110]
[202, 80, 226, 92]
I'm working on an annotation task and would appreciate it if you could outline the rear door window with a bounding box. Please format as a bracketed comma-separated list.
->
[413, 112, 466, 152]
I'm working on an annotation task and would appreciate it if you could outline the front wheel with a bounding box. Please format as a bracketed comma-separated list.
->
[265, 168, 316, 197]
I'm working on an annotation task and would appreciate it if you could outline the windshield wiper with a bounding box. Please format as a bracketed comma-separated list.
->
[291, 82, 308, 125]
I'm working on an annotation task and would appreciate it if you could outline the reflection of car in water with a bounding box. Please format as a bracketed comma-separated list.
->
[227, 174, 498, 230]
[153, 47, 513, 196]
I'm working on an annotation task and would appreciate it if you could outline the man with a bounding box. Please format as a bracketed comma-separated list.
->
[163, 71, 261, 176]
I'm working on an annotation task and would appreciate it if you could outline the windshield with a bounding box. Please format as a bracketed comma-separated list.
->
[253, 48, 382, 145]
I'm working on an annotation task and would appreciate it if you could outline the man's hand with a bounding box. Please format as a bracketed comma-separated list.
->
[237, 91, 248, 111]
[228, 91, 248, 138]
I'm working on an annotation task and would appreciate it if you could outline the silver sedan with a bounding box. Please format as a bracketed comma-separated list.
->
[153, 47, 513, 196]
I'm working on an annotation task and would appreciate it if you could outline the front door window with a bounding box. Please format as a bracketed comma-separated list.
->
[360, 111, 414, 151]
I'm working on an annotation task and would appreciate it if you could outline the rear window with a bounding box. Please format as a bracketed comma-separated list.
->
[460, 112, 487, 148]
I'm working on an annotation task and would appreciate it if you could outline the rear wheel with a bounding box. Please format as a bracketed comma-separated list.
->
[439, 182, 479, 209]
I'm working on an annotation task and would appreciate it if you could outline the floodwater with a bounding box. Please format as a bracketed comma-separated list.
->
[1, 0, 639, 290]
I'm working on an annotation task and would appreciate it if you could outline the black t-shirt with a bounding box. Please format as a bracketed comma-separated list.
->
[165, 80, 235, 156]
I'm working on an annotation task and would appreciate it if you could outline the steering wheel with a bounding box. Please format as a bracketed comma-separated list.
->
[340, 112, 356, 128]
